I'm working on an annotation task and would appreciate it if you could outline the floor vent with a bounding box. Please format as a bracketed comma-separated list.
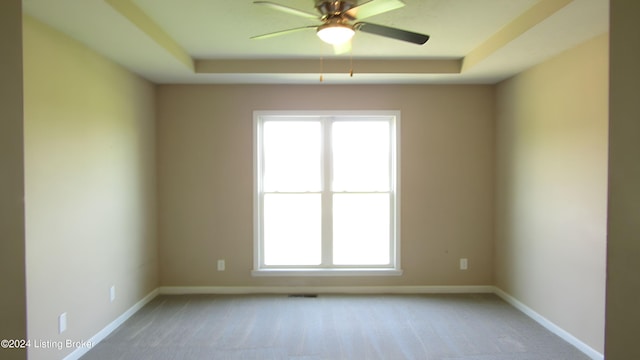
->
[287, 294, 318, 298]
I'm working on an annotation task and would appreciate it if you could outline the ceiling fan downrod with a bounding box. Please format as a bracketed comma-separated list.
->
[315, 0, 357, 20]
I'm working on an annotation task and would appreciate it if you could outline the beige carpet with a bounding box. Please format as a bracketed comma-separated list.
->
[81, 293, 591, 360]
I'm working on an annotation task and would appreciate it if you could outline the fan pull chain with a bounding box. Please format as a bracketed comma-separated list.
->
[349, 50, 354, 77]
[319, 56, 324, 82]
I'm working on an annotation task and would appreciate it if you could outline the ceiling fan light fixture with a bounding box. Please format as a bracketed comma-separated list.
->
[316, 23, 355, 45]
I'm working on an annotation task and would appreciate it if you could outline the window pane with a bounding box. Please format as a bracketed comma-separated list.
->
[332, 121, 390, 192]
[263, 121, 321, 192]
[333, 193, 390, 265]
[263, 194, 321, 265]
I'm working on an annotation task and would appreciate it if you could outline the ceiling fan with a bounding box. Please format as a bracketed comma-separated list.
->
[251, 0, 430, 53]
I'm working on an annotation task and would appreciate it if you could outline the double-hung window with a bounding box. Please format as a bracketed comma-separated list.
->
[253, 111, 401, 276]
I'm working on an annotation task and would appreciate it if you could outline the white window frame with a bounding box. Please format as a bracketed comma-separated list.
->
[252, 110, 402, 276]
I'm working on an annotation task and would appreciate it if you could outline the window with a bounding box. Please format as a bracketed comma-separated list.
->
[253, 111, 401, 276]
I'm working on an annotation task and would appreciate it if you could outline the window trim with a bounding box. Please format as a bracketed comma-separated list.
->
[252, 110, 402, 276]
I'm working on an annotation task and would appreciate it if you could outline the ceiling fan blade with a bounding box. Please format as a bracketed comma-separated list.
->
[355, 22, 429, 45]
[251, 25, 317, 40]
[333, 40, 352, 55]
[253, 1, 318, 19]
[345, 0, 405, 20]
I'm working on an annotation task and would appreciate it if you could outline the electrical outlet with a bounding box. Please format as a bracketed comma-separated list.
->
[110, 285, 116, 302]
[59, 312, 67, 334]
[460, 258, 468, 270]
[217, 259, 225, 271]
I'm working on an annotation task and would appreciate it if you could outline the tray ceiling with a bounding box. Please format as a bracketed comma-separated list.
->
[22, 0, 609, 84]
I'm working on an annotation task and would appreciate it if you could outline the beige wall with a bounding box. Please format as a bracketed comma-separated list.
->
[0, 1, 27, 359]
[156, 84, 495, 287]
[495, 34, 608, 353]
[605, 1, 640, 358]
[23, 17, 158, 360]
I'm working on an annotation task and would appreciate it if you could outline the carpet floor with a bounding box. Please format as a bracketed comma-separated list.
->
[80, 293, 591, 360]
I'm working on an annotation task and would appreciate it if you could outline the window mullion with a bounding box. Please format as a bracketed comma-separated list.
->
[321, 117, 333, 267]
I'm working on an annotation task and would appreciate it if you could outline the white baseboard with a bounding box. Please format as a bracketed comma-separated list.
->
[493, 287, 604, 360]
[158, 285, 495, 295]
[62, 288, 159, 360]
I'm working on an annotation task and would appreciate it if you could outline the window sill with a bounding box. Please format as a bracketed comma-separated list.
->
[251, 268, 404, 277]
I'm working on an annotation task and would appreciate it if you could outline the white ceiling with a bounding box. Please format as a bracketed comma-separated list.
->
[22, 0, 609, 84]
